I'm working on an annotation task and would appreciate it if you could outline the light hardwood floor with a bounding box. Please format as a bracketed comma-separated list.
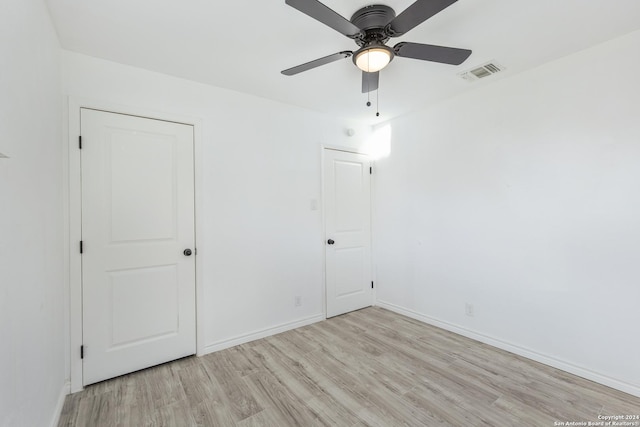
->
[59, 307, 640, 426]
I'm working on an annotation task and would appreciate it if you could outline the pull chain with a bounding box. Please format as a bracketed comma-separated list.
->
[366, 55, 372, 107]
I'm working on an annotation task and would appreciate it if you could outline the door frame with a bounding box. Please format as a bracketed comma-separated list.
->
[64, 98, 204, 393]
[320, 145, 375, 319]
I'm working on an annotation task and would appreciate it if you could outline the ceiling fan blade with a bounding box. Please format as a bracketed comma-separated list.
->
[386, 0, 458, 37]
[281, 51, 353, 76]
[362, 71, 379, 93]
[285, 0, 362, 38]
[394, 42, 471, 65]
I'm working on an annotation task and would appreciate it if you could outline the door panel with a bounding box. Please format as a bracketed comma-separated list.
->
[109, 132, 176, 242]
[81, 109, 196, 385]
[335, 247, 366, 297]
[108, 265, 179, 348]
[324, 149, 372, 318]
[335, 160, 366, 231]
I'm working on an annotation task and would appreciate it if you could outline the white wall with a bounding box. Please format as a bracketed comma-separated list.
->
[375, 30, 640, 396]
[61, 51, 372, 355]
[0, 1, 65, 426]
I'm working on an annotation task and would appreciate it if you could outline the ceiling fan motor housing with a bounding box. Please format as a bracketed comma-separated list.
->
[350, 4, 396, 46]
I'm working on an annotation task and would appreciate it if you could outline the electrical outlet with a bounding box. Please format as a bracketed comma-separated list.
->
[465, 303, 474, 317]
[295, 296, 302, 307]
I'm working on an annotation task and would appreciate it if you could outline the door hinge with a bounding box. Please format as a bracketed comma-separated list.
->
[371, 281, 374, 289]
[80, 345, 84, 359]
[370, 166, 372, 174]
[79, 241, 83, 254]
[79, 136, 82, 149]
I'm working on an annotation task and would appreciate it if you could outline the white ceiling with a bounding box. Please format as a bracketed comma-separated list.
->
[47, 0, 640, 123]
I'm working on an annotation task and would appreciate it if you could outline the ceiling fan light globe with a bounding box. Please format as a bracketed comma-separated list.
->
[355, 47, 392, 73]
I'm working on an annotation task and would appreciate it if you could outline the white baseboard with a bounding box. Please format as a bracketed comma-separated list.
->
[50, 381, 70, 427]
[201, 313, 325, 355]
[376, 300, 640, 398]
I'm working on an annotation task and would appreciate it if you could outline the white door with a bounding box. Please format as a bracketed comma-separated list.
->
[324, 149, 373, 318]
[81, 108, 196, 385]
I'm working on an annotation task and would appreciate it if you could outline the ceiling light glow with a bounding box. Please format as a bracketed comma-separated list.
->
[355, 47, 393, 73]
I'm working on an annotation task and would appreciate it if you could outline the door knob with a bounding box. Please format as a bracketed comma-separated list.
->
[327, 239, 335, 245]
[183, 249, 193, 256]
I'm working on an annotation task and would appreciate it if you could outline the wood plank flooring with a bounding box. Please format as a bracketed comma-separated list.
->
[59, 307, 640, 426]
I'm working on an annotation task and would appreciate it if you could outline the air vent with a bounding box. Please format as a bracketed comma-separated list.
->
[459, 61, 505, 82]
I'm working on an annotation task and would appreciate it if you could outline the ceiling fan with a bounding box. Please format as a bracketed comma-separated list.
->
[281, 0, 472, 94]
